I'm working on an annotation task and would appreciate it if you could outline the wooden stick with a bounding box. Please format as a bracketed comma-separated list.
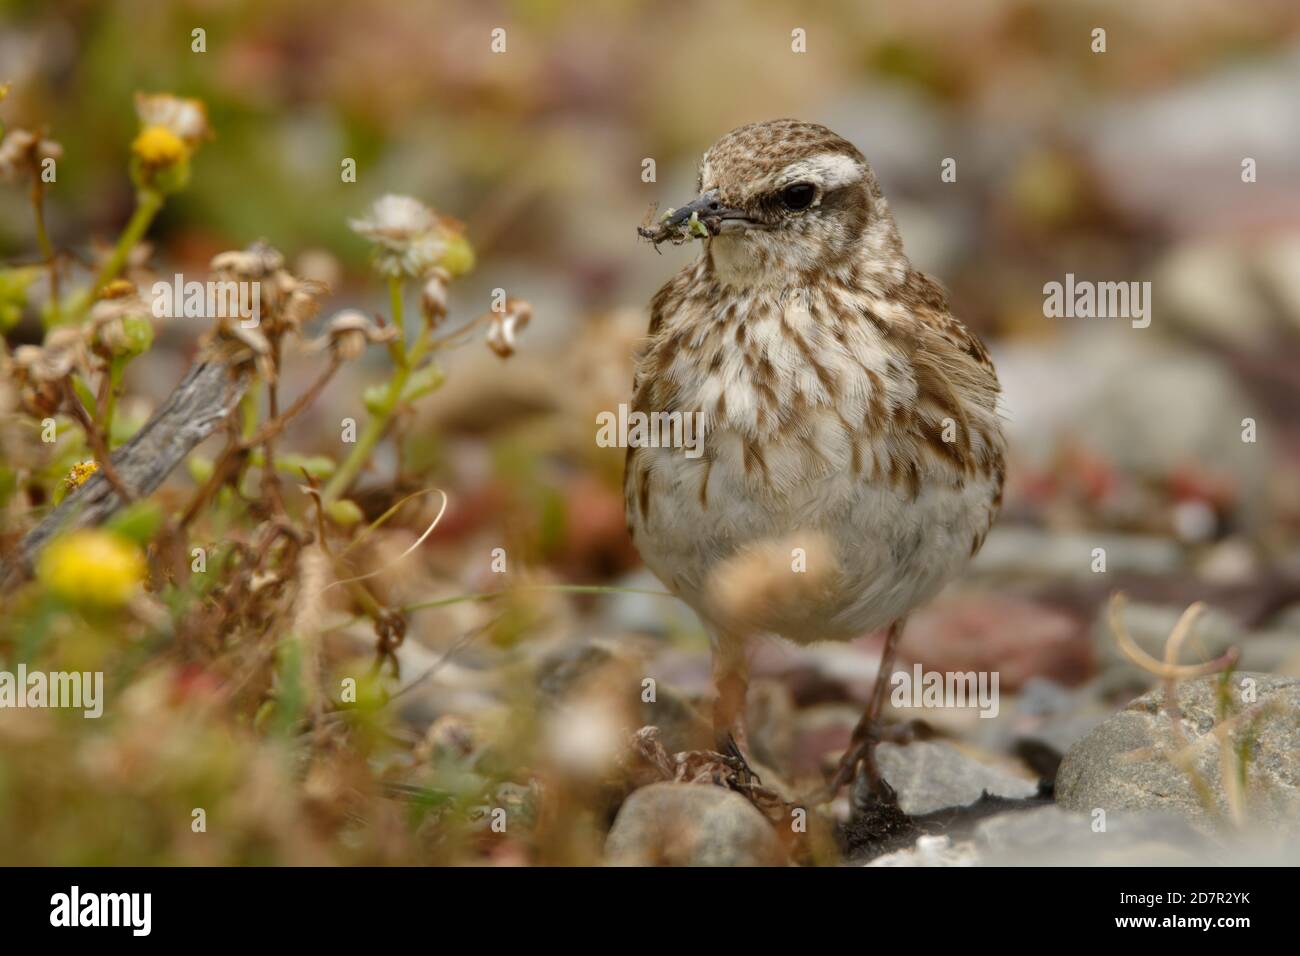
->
[5, 357, 251, 576]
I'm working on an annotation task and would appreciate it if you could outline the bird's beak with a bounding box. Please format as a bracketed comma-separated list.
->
[661, 190, 753, 236]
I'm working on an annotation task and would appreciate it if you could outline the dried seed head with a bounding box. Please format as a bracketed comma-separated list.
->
[0, 128, 62, 181]
[313, 309, 398, 361]
[88, 283, 153, 358]
[208, 317, 276, 382]
[11, 327, 87, 416]
[420, 267, 451, 328]
[485, 298, 533, 358]
[210, 240, 285, 282]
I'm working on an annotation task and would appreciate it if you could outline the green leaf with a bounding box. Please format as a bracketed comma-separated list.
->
[71, 375, 97, 413]
[117, 315, 154, 357]
[0, 266, 41, 330]
[325, 499, 364, 526]
[401, 362, 445, 403]
[439, 234, 475, 277]
[275, 453, 336, 479]
[186, 455, 214, 484]
[107, 500, 163, 545]
[362, 382, 388, 416]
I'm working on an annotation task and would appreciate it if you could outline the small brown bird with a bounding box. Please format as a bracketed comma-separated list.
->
[625, 120, 1005, 802]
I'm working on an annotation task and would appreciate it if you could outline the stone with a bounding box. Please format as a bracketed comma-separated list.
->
[1056, 673, 1300, 835]
[860, 741, 1038, 816]
[867, 834, 979, 867]
[604, 782, 785, 866]
[975, 805, 1210, 865]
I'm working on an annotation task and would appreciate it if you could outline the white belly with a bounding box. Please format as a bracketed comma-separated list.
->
[630, 421, 997, 643]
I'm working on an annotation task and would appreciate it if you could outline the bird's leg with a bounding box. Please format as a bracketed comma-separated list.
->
[808, 619, 907, 804]
[711, 638, 760, 785]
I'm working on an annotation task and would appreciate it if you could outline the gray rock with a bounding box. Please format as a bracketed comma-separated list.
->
[604, 783, 784, 866]
[867, 805, 1300, 866]
[867, 834, 979, 867]
[973, 677, 1112, 756]
[1237, 630, 1300, 675]
[976, 805, 1211, 865]
[859, 741, 1038, 816]
[972, 527, 1183, 580]
[1056, 673, 1300, 835]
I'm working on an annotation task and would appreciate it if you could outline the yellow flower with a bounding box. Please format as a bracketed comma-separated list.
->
[63, 460, 100, 490]
[131, 125, 187, 167]
[38, 530, 146, 608]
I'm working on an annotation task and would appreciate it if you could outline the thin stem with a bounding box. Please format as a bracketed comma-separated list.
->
[103, 356, 126, 444]
[403, 583, 676, 613]
[89, 188, 164, 301]
[387, 274, 408, 366]
[323, 584, 678, 634]
[321, 277, 410, 504]
[30, 176, 59, 320]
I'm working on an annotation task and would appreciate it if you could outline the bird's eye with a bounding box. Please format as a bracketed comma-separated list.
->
[780, 182, 816, 211]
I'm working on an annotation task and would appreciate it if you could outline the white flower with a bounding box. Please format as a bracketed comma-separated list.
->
[348, 195, 448, 278]
[134, 92, 211, 145]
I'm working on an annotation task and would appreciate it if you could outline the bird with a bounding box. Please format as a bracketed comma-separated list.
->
[624, 119, 1005, 804]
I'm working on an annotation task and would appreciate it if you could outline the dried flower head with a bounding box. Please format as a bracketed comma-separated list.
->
[420, 267, 451, 328]
[88, 282, 153, 358]
[208, 241, 325, 339]
[210, 241, 284, 282]
[485, 298, 533, 358]
[313, 309, 398, 361]
[207, 317, 276, 383]
[348, 194, 449, 278]
[0, 127, 62, 182]
[11, 327, 87, 416]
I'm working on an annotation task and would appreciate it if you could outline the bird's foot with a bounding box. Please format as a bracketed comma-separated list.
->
[718, 733, 762, 787]
[802, 719, 925, 806]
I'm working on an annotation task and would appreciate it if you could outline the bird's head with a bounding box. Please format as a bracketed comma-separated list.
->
[648, 119, 905, 287]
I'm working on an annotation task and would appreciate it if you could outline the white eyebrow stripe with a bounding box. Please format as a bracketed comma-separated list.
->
[778, 152, 865, 190]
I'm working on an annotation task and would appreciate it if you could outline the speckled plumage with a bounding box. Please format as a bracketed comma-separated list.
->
[624, 120, 1006, 789]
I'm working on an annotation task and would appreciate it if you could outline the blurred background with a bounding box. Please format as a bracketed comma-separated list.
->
[2, 0, 1300, 864]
